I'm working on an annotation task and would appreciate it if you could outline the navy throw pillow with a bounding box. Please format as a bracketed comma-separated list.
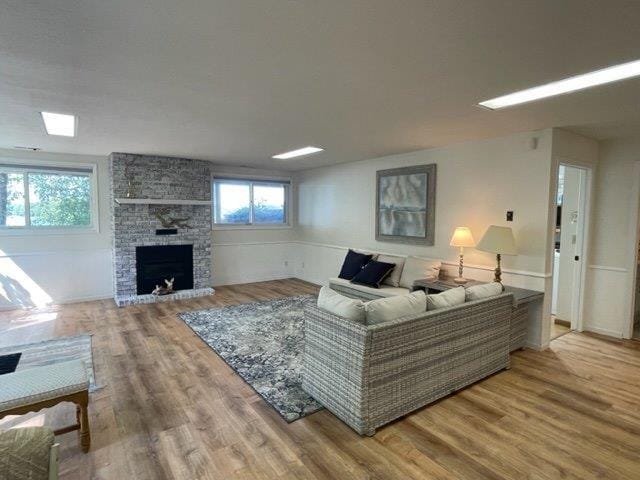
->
[351, 260, 395, 288]
[338, 250, 374, 280]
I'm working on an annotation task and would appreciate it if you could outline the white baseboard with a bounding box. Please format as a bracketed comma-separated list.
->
[55, 293, 114, 305]
[524, 340, 547, 351]
[213, 273, 292, 287]
[583, 325, 623, 338]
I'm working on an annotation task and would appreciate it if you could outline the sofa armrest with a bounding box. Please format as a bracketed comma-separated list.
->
[302, 307, 371, 432]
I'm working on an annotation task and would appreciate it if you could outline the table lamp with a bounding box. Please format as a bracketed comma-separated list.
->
[476, 225, 517, 283]
[449, 227, 475, 284]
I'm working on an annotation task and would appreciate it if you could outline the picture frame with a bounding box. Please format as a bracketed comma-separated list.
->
[375, 164, 436, 245]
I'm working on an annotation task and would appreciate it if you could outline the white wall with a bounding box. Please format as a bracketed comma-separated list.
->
[210, 164, 297, 286]
[0, 149, 112, 308]
[583, 137, 640, 338]
[294, 130, 554, 293]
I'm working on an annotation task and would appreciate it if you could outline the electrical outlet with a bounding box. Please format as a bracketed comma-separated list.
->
[301, 262, 305, 269]
[284, 261, 289, 267]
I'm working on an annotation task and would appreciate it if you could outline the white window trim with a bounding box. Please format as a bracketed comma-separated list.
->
[211, 175, 292, 230]
[0, 156, 100, 236]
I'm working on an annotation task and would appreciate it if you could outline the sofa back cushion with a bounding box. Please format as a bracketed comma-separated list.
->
[338, 250, 374, 280]
[377, 254, 406, 287]
[317, 286, 366, 323]
[399, 256, 442, 288]
[365, 290, 427, 325]
[465, 282, 503, 301]
[426, 286, 465, 310]
[351, 260, 395, 288]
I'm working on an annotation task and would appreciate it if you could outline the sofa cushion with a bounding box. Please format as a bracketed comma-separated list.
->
[465, 282, 503, 301]
[329, 277, 409, 300]
[426, 286, 465, 310]
[377, 254, 406, 287]
[338, 250, 374, 280]
[317, 286, 365, 323]
[351, 260, 395, 288]
[399, 256, 442, 288]
[365, 290, 427, 325]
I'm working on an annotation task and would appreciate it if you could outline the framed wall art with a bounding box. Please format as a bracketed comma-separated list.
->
[375, 164, 436, 245]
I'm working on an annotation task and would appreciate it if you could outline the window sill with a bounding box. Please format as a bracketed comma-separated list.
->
[212, 224, 293, 231]
[0, 226, 100, 237]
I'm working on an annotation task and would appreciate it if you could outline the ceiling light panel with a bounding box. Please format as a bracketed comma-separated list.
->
[272, 146, 324, 159]
[41, 112, 76, 136]
[479, 59, 640, 109]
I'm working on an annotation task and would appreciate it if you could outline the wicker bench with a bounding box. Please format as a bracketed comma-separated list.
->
[0, 360, 90, 453]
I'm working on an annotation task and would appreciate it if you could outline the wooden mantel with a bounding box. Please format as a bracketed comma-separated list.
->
[114, 198, 211, 206]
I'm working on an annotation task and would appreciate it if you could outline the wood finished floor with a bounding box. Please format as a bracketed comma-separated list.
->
[2, 278, 640, 479]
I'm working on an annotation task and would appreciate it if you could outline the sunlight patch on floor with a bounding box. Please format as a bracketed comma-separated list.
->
[5, 312, 59, 331]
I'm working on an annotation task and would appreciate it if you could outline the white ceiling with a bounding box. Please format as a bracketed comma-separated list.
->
[1, 0, 640, 171]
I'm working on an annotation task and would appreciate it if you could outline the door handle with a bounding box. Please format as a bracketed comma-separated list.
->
[574, 256, 580, 261]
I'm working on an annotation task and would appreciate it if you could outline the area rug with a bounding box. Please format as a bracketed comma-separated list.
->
[0, 334, 100, 392]
[179, 294, 324, 422]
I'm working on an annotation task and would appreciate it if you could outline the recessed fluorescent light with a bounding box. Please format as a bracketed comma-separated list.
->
[41, 111, 76, 137]
[479, 58, 640, 110]
[272, 146, 324, 159]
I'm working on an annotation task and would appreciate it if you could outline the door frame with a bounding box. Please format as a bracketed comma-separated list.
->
[623, 161, 640, 339]
[550, 161, 593, 335]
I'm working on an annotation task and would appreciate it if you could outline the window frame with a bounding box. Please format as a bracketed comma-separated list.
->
[212, 175, 292, 230]
[0, 157, 99, 235]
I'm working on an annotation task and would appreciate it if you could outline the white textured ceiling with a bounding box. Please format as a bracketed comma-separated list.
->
[1, 0, 640, 170]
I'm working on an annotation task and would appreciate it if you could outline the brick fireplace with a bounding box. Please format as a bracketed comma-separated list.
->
[109, 153, 214, 306]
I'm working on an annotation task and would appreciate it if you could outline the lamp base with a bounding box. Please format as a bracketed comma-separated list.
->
[494, 253, 502, 283]
[453, 277, 468, 284]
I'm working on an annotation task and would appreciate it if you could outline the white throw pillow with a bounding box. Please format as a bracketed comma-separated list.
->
[365, 290, 426, 325]
[377, 254, 406, 287]
[465, 282, 503, 301]
[317, 286, 366, 323]
[426, 287, 465, 311]
[399, 256, 442, 289]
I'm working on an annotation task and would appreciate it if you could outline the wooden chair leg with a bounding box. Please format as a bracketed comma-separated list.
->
[76, 391, 90, 453]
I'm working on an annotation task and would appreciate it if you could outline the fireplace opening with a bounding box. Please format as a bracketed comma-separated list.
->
[136, 245, 194, 295]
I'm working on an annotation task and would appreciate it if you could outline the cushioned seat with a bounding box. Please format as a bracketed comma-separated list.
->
[0, 360, 88, 412]
[329, 277, 410, 301]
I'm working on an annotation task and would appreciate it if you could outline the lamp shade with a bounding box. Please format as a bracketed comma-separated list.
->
[476, 225, 517, 255]
[449, 227, 475, 247]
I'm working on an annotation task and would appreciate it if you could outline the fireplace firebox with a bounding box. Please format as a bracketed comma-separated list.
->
[136, 245, 194, 295]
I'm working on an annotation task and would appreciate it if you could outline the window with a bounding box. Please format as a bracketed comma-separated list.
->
[0, 162, 96, 230]
[213, 177, 289, 226]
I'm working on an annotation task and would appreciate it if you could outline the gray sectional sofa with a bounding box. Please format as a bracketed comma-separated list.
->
[303, 292, 514, 435]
